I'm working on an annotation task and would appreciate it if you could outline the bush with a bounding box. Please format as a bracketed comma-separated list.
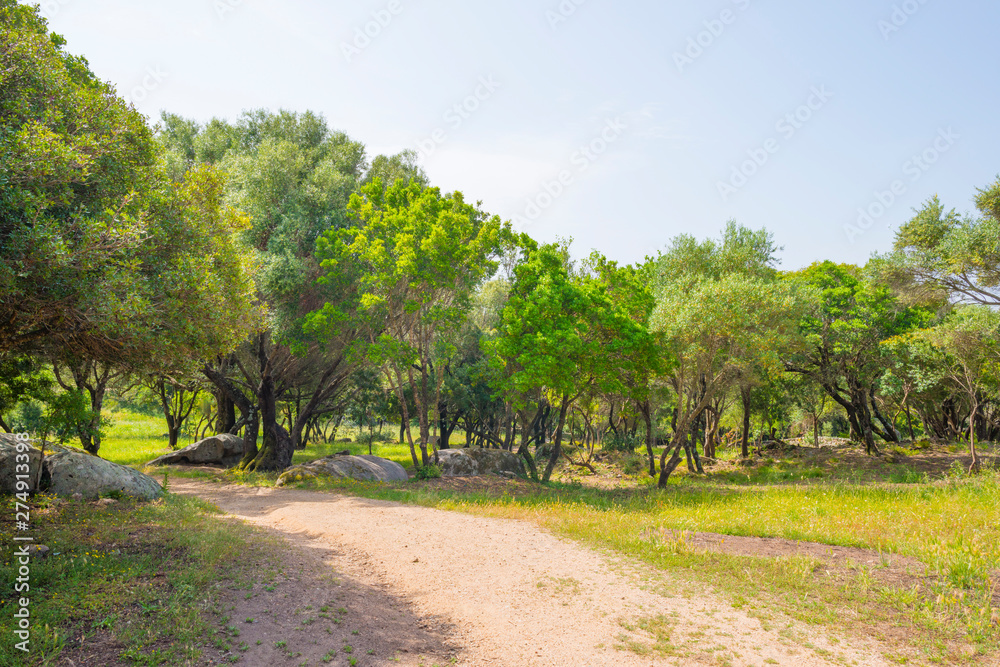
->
[622, 453, 646, 476]
[414, 464, 442, 480]
[603, 432, 643, 453]
[9, 401, 44, 434]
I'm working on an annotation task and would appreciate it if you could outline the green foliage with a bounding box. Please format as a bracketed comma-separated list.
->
[309, 177, 510, 465]
[603, 432, 643, 453]
[312, 178, 508, 345]
[34, 388, 109, 445]
[649, 223, 801, 470]
[9, 400, 44, 434]
[0, 3, 258, 373]
[786, 261, 933, 449]
[414, 464, 442, 480]
[885, 179, 1000, 307]
[491, 243, 658, 409]
[0, 355, 52, 425]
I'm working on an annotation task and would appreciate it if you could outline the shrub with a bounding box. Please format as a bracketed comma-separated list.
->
[603, 433, 643, 453]
[622, 453, 646, 476]
[414, 464, 442, 480]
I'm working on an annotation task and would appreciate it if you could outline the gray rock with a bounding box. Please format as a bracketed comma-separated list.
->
[435, 448, 526, 478]
[147, 434, 244, 468]
[0, 434, 42, 492]
[27, 545, 50, 559]
[276, 455, 408, 487]
[0, 435, 162, 501]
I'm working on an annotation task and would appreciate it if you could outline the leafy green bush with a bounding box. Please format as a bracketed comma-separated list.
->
[603, 433, 643, 453]
[414, 464, 442, 480]
[9, 400, 44, 434]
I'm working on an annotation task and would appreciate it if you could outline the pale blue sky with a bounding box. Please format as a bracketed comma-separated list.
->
[41, 0, 1000, 269]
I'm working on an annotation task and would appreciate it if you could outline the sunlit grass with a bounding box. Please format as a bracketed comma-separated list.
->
[100, 409, 423, 470]
[100, 410, 180, 467]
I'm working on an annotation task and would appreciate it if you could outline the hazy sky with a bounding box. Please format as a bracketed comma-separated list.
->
[40, 0, 1000, 269]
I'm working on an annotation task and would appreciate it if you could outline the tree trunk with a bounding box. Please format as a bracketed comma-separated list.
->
[542, 395, 571, 483]
[241, 410, 260, 466]
[243, 375, 293, 472]
[657, 435, 686, 487]
[969, 403, 981, 473]
[218, 391, 236, 433]
[639, 400, 656, 478]
[77, 378, 107, 455]
[740, 386, 751, 459]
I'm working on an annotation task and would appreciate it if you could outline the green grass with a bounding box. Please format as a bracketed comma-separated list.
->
[97, 410, 181, 467]
[98, 409, 428, 472]
[0, 492, 279, 666]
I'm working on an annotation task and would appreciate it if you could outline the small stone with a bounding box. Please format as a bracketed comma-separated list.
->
[96, 498, 118, 506]
[28, 545, 51, 559]
[72, 493, 84, 501]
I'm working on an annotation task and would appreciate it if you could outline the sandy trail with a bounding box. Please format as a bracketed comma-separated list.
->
[172, 478, 892, 667]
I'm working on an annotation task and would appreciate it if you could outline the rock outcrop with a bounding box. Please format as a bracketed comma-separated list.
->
[276, 454, 408, 487]
[148, 434, 244, 468]
[435, 448, 526, 478]
[0, 434, 163, 501]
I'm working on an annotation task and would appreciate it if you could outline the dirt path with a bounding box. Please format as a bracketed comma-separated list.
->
[172, 478, 894, 667]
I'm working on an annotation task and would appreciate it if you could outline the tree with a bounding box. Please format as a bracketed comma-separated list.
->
[650, 223, 800, 486]
[310, 178, 509, 467]
[784, 262, 930, 455]
[883, 178, 1000, 306]
[584, 252, 664, 476]
[2, 7, 259, 455]
[909, 308, 1000, 472]
[880, 331, 959, 442]
[490, 242, 654, 482]
[160, 109, 373, 471]
[149, 375, 203, 451]
[1, 2, 159, 358]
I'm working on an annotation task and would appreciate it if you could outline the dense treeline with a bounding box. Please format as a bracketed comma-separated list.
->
[3, 2, 1000, 484]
